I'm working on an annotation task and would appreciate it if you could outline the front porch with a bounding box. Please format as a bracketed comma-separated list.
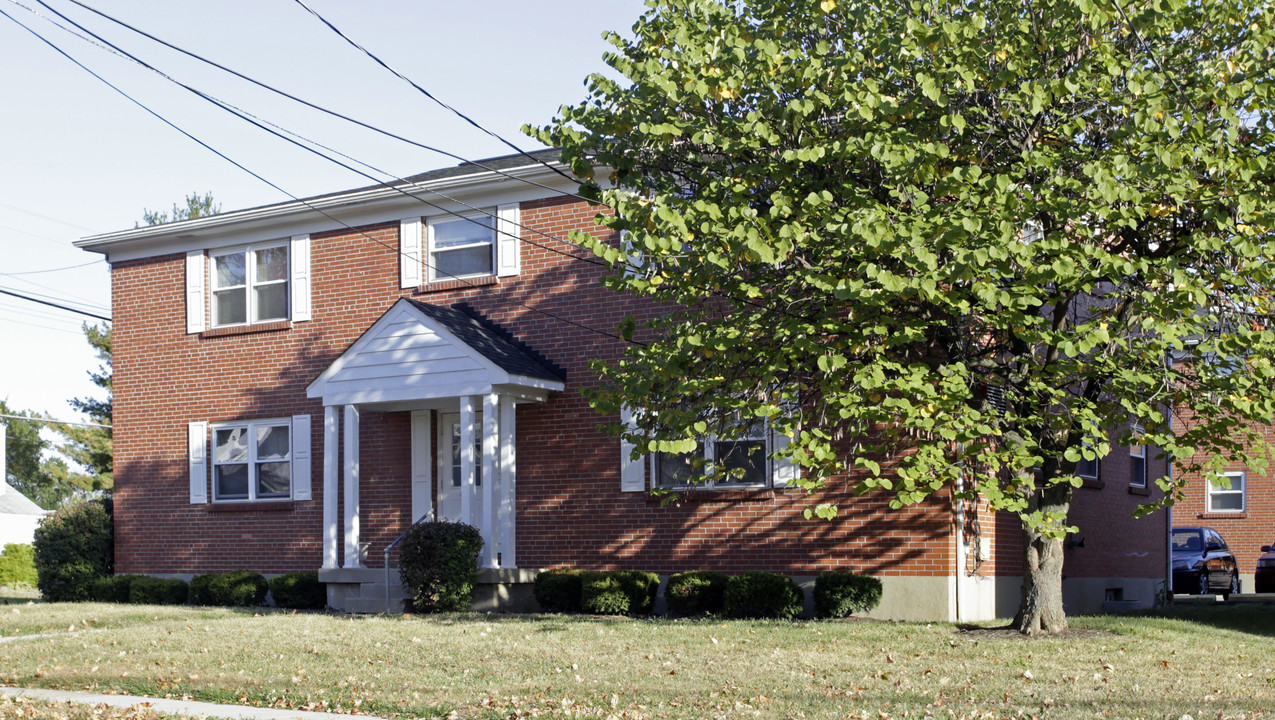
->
[306, 298, 566, 587]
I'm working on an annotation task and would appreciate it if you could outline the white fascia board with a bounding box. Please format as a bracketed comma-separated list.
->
[320, 382, 497, 408]
[77, 162, 593, 263]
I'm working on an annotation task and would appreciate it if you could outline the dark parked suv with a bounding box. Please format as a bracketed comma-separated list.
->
[1257, 543, 1275, 594]
[1172, 527, 1240, 598]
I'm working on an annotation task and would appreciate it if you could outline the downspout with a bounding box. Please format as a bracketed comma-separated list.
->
[1166, 357, 1174, 601]
[954, 460, 966, 622]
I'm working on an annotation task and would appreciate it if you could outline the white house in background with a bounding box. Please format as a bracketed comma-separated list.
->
[0, 480, 47, 547]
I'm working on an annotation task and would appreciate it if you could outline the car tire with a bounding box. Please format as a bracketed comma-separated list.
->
[1199, 572, 1211, 596]
[1223, 573, 1239, 600]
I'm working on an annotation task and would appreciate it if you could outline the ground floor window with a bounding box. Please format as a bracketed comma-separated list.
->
[655, 418, 771, 489]
[212, 419, 292, 501]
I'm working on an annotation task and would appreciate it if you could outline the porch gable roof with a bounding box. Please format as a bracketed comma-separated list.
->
[306, 298, 565, 407]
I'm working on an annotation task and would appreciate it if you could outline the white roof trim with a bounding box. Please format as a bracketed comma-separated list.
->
[307, 298, 564, 407]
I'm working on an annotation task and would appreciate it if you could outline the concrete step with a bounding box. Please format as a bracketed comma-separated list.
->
[340, 596, 407, 614]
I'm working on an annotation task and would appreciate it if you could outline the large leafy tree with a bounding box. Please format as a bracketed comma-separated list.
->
[536, 0, 1275, 633]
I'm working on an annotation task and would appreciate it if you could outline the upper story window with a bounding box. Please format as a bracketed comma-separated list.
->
[1129, 425, 1147, 488]
[212, 419, 292, 502]
[211, 243, 288, 327]
[428, 213, 496, 282]
[1207, 470, 1245, 513]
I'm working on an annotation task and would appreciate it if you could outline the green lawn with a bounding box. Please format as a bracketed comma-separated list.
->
[2, 599, 1274, 719]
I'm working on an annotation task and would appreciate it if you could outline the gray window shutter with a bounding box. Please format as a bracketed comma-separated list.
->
[188, 421, 208, 503]
[290, 234, 312, 322]
[185, 251, 206, 334]
[400, 217, 422, 288]
[496, 203, 521, 277]
[291, 414, 312, 501]
[619, 406, 645, 492]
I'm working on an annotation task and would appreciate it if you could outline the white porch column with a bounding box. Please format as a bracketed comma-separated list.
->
[459, 396, 475, 526]
[322, 405, 340, 569]
[343, 405, 361, 568]
[498, 395, 517, 569]
[481, 393, 499, 568]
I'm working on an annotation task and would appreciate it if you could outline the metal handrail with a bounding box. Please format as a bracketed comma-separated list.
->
[383, 509, 434, 612]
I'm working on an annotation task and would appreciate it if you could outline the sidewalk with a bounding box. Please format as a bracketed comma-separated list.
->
[0, 687, 394, 720]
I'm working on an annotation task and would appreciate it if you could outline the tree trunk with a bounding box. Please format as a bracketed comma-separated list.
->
[1012, 486, 1072, 635]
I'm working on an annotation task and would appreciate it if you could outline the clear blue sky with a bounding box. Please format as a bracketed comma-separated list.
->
[0, 0, 645, 420]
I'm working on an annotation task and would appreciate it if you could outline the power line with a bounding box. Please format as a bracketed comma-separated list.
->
[0, 4, 634, 345]
[0, 286, 111, 322]
[54, 0, 601, 207]
[0, 412, 110, 429]
[27, 0, 607, 266]
[0, 269, 109, 310]
[289, 0, 580, 185]
[0, 281, 108, 313]
[0, 200, 99, 232]
[2, 259, 104, 274]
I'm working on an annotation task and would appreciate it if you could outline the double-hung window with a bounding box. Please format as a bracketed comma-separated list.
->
[1129, 425, 1147, 488]
[1207, 470, 1245, 512]
[212, 419, 292, 502]
[211, 243, 288, 327]
[427, 213, 496, 281]
[655, 418, 773, 489]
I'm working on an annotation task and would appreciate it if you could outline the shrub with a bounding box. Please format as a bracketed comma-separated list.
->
[533, 568, 584, 613]
[33, 499, 113, 602]
[582, 570, 659, 616]
[665, 570, 729, 616]
[0, 543, 37, 588]
[814, 571, 883, 618]
[128, 576, 189, 605]
[90, 574, 141, 603]
[188, 573, 213, 605]
[724, 572, 804, 619]
[269, 571, 325, 609]
[191, 570, 268, 607]
[398, 521, 483, 613]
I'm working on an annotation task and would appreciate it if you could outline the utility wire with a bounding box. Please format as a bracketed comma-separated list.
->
[0, 281, 108, 313]
[56, 0, 601, 207]
[29, 0, 604, 267]
[2, 259, 104, 275]
[0, 412, 110, 428]
[0, 287, 111, 322]
[0, 4, 635, 345]
[289, 0, 579, 185]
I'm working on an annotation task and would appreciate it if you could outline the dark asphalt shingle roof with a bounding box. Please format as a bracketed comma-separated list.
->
[405, 299, 565, 383]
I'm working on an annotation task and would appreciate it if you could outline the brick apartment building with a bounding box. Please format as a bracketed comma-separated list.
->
[76, 150, 1170, 618]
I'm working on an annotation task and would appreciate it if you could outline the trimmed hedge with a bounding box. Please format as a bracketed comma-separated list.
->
[33, 499, 113, 602]
[533, 568, 584, 613]
[190, 570, 268, 607]
[91, 574, 141, 603]
[582, 570, 659, 616]
[398, 521, 483, 613]
[814, 571, 883, 618]
[269, 571, 326, 609]
[665, 571, 729, 616]
[0, 543, 37, 588]
[129, 576, 189, 605]
[724, 571, 804, 619]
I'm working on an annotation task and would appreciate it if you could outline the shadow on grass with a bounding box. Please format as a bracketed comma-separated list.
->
[1130, 602, 1275, 637]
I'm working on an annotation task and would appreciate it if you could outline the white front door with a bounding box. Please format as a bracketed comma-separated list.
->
[436, 412, 483, 523]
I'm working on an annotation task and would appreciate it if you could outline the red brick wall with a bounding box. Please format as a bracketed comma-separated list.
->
[111, 195, 964, 578]
[1173, 444, 1275, 578]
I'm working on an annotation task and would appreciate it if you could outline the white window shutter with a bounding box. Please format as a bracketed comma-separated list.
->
[496, 203, 521, 277]
[188, 421, 208, 504]
[400, 217, 422, 288]
[291, 414, 312, 501]
[619, 406, 645, 492]
[772, 423, 799, 487]
[290, 234, 312, 322]
[185, 251, 206, 334]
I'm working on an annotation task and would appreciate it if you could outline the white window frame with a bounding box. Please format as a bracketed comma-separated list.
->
[1076, 456, 1100, 482]
[211, 418, 293, 503]
[210, 241, 290, 328]
[1207, 470, 1246, 513]
[652, 418, 775, 490]
[426, 211, 497, 283]
[1129, 425, 1147, 488]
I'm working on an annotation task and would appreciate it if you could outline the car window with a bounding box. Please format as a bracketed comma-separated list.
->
[1172, 529, 1202, 552]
